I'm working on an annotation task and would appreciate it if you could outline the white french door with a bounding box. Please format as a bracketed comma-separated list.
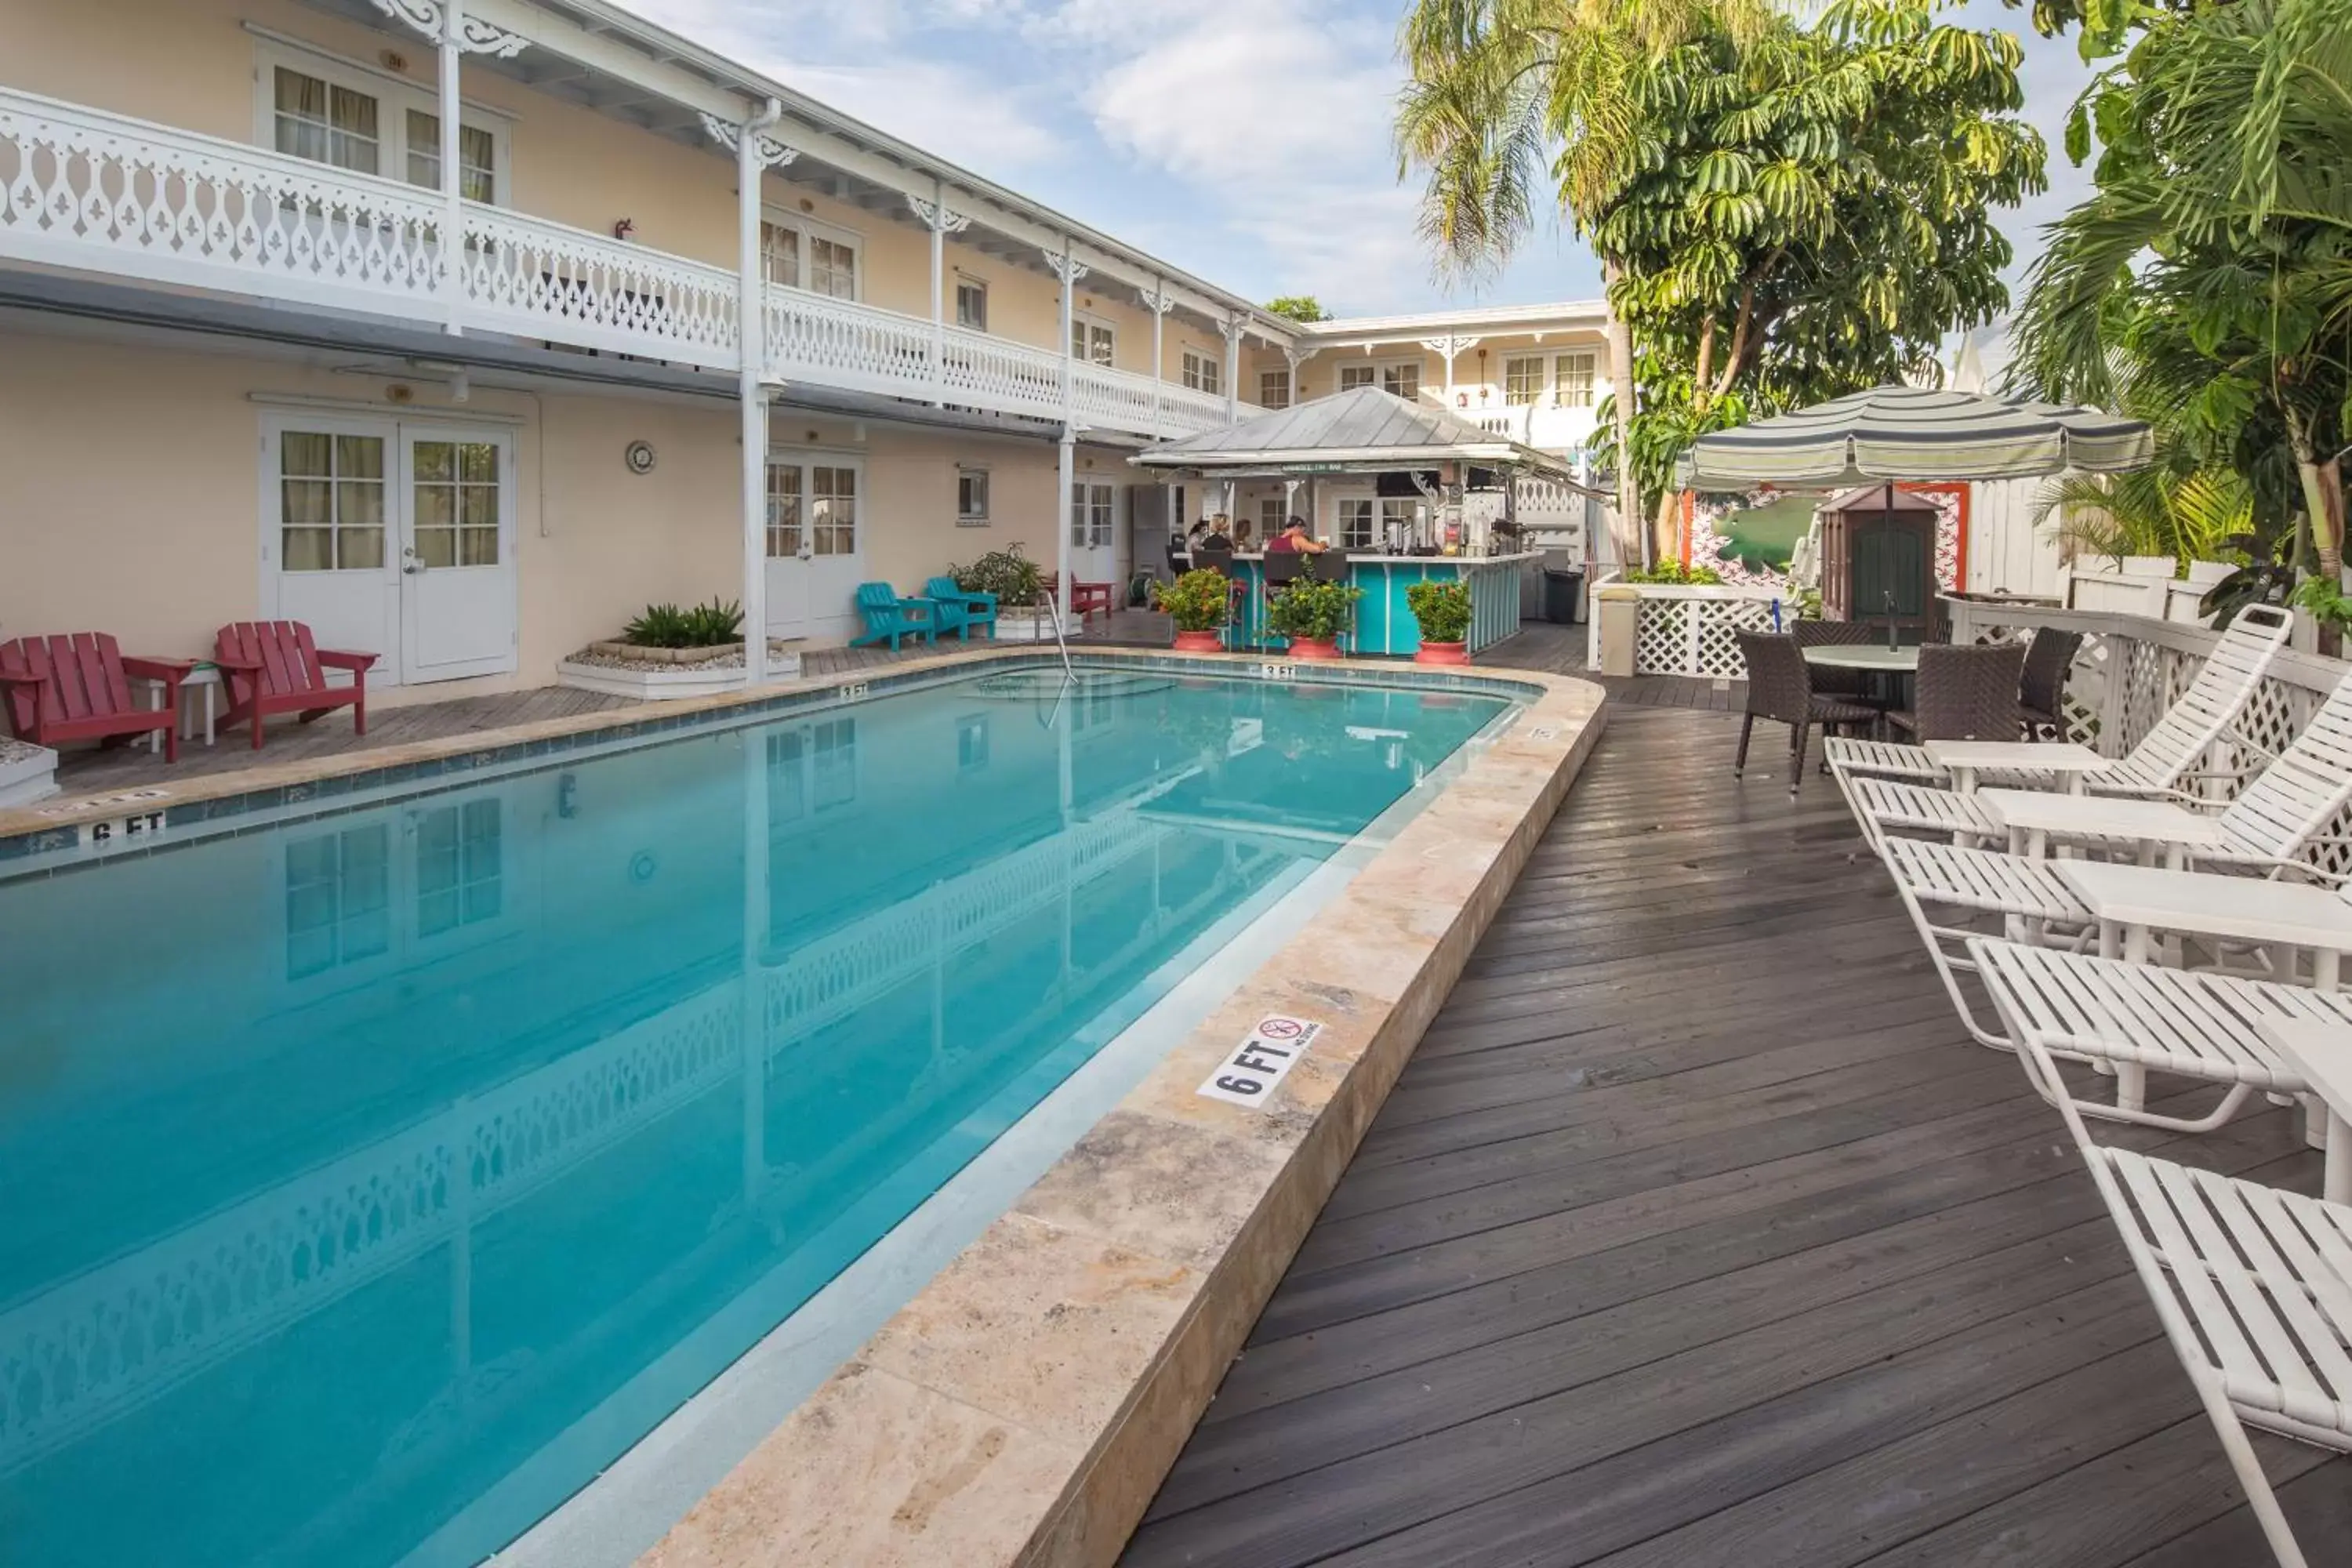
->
[263, 415, 518, 684]
[766, 454, 865, 643]
[1069, 481, 1116, 586]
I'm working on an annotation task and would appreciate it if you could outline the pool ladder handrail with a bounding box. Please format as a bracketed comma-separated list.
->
[1036, 585, 1076, 683]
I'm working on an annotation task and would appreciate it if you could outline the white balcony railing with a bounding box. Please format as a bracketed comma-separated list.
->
[1473, 404, 1601, 452]
[0, 87, 1242, 437]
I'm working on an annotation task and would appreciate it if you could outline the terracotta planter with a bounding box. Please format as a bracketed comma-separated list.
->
[1414, 641, 1471, 666]
[1172, 629, 1225, 653]
[1286, 636, 1342, 661]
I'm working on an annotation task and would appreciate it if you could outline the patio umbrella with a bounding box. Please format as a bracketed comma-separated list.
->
[1676, 384, 2153, 490]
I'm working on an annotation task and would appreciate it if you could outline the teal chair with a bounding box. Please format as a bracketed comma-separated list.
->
[924, 577, 996, 641]
[851, 583, 937, 650]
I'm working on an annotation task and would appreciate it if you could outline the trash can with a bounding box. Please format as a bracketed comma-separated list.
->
[1596, 586, 1641, 676]
[1542, 568, 1586, 626]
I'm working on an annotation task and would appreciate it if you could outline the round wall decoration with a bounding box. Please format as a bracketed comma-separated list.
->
[623, 440, 658, 475]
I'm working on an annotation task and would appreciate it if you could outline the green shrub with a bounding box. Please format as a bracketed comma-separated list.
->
[1624, 560, 1723, 586]
[1404, 579, 1472, 643]
[1154, 568, 1232, 632]
[1266, 578, 1363, 640]
[950, 545, 1044, 606]
[622, 597, 742, 648]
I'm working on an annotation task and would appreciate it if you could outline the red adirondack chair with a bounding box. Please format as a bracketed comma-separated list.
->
[214, 621, 378, 750]
[1041, 574, 1115, 626]
[0, 633, 193, 762]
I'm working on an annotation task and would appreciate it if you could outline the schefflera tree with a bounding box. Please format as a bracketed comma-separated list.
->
[1399, 0, 2042, 560]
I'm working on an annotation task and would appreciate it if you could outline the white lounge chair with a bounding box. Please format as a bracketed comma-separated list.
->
[1825, 602, 2293, 807]
[1968, 935, 2352, 1131]
[1879, 768, 2350, 1047]
[2006, 1015, 2351, 1568]
[1853, 663, 2352, 848]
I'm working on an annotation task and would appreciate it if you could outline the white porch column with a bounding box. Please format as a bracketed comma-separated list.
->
[1142, 281, 1175, 433]
[909, 184, 970, 408]
[705, 102, 793, 687]
[1045, 238, 1089, 618]
[1219, 314, 1242, 422]
[365, 1, 524, 331]
[1421, 333, 1479, 405]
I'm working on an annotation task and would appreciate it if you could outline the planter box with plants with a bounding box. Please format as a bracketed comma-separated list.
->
[1265, 577, 1363, 661]
[1406, 579, 1473, 664]
[557, 599, 800, 699]
[950, 546, 1051, 641]
[1155, 568, 1233, 653]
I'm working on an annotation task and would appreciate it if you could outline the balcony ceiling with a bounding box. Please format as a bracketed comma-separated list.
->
[298, 0, 1258, 341]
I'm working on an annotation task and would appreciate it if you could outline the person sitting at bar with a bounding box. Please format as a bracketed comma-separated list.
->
[1265, 517, 1328, 555]
[1232, 517, 1256, 550]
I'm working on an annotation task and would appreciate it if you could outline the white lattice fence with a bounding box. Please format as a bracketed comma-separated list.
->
[1628, 588, 1790, 677]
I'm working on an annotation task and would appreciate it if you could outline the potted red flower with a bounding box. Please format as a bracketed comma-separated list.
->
[1155, 568, 1232, 653]
[1406, 579, 1472, 665]
[1265, 578, 1363, 661]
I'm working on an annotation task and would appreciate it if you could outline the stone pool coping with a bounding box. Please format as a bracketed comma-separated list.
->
[0, 644, 1608, 1566]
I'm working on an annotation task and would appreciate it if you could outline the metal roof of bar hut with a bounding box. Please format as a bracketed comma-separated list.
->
[1130, 387, 1591, 485]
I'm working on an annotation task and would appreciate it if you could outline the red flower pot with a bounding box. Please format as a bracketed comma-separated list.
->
[1172, 630, 1225, 653]
[1414, 641, 1471, 666]
[1286, 636, 1342, 661]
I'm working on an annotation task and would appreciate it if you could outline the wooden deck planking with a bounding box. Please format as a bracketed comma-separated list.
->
[1120, 703, 2343, 1568]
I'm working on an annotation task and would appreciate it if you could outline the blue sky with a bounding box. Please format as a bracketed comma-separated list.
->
[625, 0, 2100, 318]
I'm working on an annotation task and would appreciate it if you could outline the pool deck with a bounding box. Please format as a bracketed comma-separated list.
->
[1117, 702, 2347, 1568]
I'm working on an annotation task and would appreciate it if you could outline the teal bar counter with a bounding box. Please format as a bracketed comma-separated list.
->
[1225, 552, 1536, 657]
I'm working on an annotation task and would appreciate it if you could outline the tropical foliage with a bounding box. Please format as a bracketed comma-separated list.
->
[1265, 296, 1330, 323]
[949, 545, 1044, 606]
[2034, 466, 2252, 572]
[2009, 0, 2352, 583]
[1155, 569, 1233, 633]
[1405, 579, 1473, 642]
[1267, 579, 1365, 640]
[1399, 0, 2042, 557]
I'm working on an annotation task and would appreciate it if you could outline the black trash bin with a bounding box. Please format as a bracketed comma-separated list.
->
[1542, 568, 1586, 625]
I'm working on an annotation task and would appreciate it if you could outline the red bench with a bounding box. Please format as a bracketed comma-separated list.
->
[215, 621, 378, 750]
[1043, 575, 1115, 626]
[0, 633, 192, 762]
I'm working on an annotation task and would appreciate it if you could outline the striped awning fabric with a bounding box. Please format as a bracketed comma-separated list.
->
[1679, 385, 2154, 488]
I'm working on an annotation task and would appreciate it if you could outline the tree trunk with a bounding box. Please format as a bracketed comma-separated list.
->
[1653, 487, 1681, 569]
[1602, 257, 1644, 571]
[2292, 447, 2344, 656]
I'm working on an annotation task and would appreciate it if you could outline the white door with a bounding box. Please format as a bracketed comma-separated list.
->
[767, 455, 865, 643]
[398, 429, 517, 682]
[265, 415, 399, 682]
[1070, 481, 1116, 587]
[263, 416, 517, 685]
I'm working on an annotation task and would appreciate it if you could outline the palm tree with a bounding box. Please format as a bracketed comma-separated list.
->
[1396, 0, 1769, 566]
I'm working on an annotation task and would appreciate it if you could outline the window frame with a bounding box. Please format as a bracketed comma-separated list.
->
[253, 38, 509, 205]
[1380, 361, 1421, 401]
[1258, 367, 1291, 409]
[1181, 349, 1223, 396]
[765, 453, 866, 558]
[758, 209, 865, 302]
[1070, 481, 1116, 548]
[954, 274, 989, 332]
[1556, 350, 1598, 408]
[1504, 355, 1548, 407]
[1336, 496, 1377, 550]
[956, 465, 990, 526]
[1069, 310, 1116, 368]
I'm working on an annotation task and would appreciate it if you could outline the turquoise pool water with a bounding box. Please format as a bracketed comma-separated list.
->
[0, 666, 1504, 1567]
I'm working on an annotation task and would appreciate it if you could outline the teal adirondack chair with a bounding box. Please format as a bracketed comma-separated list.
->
[924, 577, 996, 641]
[852, 583, 937, 650]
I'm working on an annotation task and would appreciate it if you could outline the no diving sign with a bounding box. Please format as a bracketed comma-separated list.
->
[1197, 1014, 1324, 1108]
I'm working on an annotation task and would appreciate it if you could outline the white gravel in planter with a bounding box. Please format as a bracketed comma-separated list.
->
[0, 737, 44, 768]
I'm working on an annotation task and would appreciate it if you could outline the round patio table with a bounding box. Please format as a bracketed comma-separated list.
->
[1802, 641, 1918, 717]
[1799, 644, 1918, 672]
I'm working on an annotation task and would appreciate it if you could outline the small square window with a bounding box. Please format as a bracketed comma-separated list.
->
[1339, 364, 1377, 391]
[957, 466, 989, 524]
[1504, 356, 1547, 407]
[955, 277, 987, 332]
[1556, 352, 1596, 408]
[1259, 368, 1290, 409]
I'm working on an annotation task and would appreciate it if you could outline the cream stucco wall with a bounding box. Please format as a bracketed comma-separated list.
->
[1250, 329, 1609, 413]
[0, 327, 1094, 711]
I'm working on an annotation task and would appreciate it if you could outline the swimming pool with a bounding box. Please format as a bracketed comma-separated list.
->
[0, 664, 1507, 1567]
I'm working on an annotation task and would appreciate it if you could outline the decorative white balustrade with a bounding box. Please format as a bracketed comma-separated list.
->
[1588, 577, 1795, 677]
[1, 87, 1244, 437]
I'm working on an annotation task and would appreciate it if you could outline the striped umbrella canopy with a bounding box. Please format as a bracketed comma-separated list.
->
[1678, 385, 2154, 489]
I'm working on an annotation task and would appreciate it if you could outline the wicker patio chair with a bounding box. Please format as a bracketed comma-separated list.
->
[2017, 626, 2084, 740]
[1791, 619, 1886, 706]
[1886, 641, 2027, 742]
[1733, 629, 1881, 794]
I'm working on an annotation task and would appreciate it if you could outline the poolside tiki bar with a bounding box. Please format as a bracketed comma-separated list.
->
[1131, 387, 1603, 656]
